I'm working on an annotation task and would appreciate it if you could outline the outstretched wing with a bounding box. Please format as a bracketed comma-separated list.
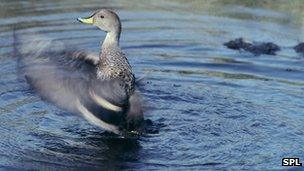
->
[16, 35, 130, 134]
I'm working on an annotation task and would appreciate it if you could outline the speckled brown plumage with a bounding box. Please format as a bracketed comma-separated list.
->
[97, 50, 135, 96]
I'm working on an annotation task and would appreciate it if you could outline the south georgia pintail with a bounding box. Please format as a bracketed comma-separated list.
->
[17, 9, 146, 137]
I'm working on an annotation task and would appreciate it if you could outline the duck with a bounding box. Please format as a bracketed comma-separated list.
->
[18, 9, 145, 136]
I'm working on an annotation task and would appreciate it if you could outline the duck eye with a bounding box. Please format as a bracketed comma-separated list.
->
[100, 15, 104, 19]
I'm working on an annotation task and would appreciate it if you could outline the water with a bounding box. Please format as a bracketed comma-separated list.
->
[0, 0, 304, 170]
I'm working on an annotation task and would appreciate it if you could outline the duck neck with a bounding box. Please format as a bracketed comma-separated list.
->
[101, 30, 120, 53]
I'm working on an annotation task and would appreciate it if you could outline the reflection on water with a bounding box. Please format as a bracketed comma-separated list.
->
[0, 0, 304, 170]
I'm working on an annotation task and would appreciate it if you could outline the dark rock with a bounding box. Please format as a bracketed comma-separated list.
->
[224, 38, 280, 56]
[145, 119, 153, 126]
[294, 42, 304, 53]
[223, 38, 250, 50]
[285, 68, 296, 72]
[244, 42, 280, 55]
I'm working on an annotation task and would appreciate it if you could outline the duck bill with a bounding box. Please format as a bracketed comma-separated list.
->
[77, 16, 94, 25]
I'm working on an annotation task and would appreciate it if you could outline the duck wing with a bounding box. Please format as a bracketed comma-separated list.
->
[17, 36, 130, 134]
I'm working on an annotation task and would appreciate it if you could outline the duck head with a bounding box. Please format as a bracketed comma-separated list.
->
[78, 9, 122, 49]
[77, 9, 121, 34]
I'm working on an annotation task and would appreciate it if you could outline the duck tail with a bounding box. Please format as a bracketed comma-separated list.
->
[125, 91, 145, 132]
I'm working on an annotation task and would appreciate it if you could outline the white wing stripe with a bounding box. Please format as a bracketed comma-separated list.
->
[89, 90, 122, 112]
[76, 98, 120, 134]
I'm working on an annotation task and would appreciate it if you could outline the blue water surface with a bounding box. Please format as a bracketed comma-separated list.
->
[0, 0, 303, 170]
